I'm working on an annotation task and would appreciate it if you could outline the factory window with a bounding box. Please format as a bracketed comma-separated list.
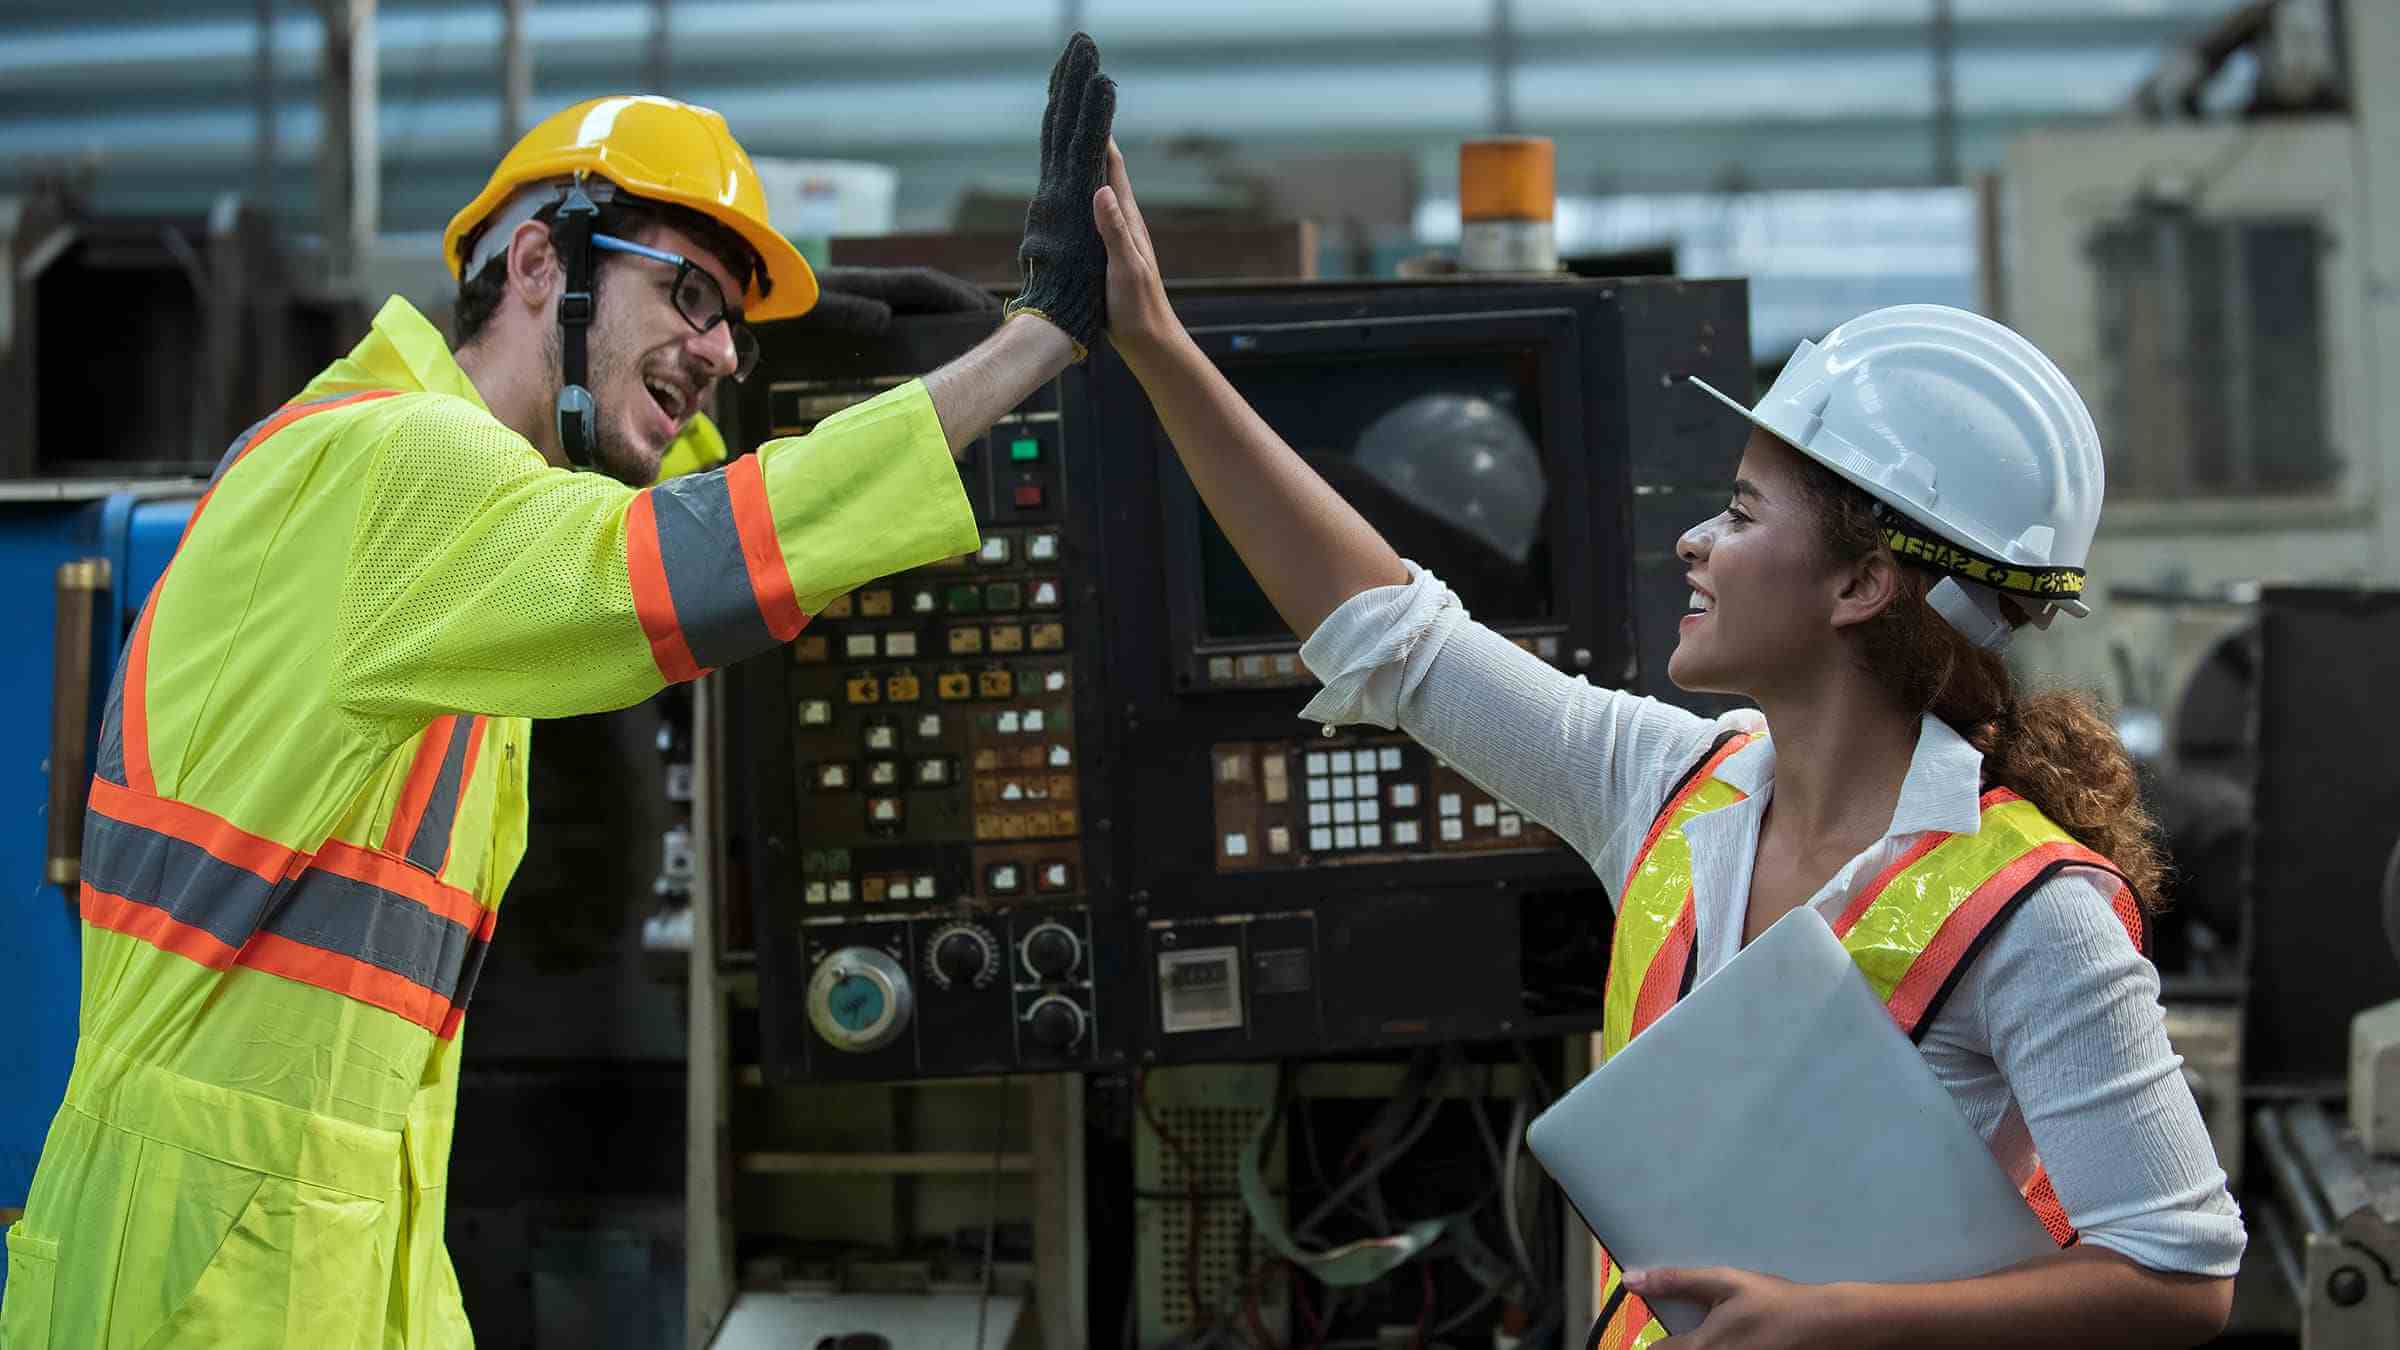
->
[2087, 213, 2333, 499]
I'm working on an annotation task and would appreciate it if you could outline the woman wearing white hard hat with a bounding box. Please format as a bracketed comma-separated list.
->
[1090, 144, 2240, 1347]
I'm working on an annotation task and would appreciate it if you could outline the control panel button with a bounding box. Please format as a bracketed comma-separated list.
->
[793, 636, 829, 664]
[978, 669, 1014, 699]
[914, 758, 952, 787]
[978, 535, 1012, 566]
[816, 763, 851, 791]
[1037, 861, 1074, 893]
[1012, 484, 1045, 509]
[945, 583, 981, 613]
[859, 589, 893, 617]
[912, 588, 939, 614]
[986, 863, 1024, 896]
[1030, 623, 1065, 652]
[1023, 710, 1046, 733]
[916, 712, 945, 738]
[868, 797, 903, 830]
[1030, 581, 1061, 610]
[821, 593, 855, 620]
[800, 699, 833, 726]
[1391, 783, 1420, 808]
[1008, 435, 1043, 463]
[937, 672, 974, 700]
[985, 582, 1022, 611]
[864, 722, 897, 752]
[845, 634, 878, 659]
[1028, 532, 1060, 562]
[949, 626, 984, 655]
[845, 676, 881, 705]
[885, 673, 921, 703]
[1267, 826, 1291, 855]
[1393, 820, 1422, 846]
[805, 881, 829, 904]
[885, 632, 919, 658]
[989, 624, 1025, 653]
[828, 879, 854, 903]
[867, 760, 899, 787]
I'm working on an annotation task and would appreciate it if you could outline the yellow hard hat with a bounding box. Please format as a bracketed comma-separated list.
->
[443, 94, 818, 321]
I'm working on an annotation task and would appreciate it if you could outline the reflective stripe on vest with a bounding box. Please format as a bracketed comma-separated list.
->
[81, 388, 495, 1039]
[81, 777, 494, 1038]
[625, 451, 809, 680]
[1586, 740, 2144, 1347]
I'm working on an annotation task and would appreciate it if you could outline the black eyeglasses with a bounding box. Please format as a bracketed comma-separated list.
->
[590, 233, 760, 382]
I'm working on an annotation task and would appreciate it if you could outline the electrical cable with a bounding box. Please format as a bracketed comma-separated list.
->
[1499, 1083, 1538, 1302]
[1292, 1051, 1445, 1243]
[974, 1072, 1009, 1350]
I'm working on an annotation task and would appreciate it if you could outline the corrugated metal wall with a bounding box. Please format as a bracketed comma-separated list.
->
[1, 0, 2228, 243]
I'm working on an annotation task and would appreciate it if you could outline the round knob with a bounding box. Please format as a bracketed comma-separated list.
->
[1021, 922, 1082, 981]
[807, 946, 913, 1053]
[1025, 994, 1087, 1051]
[2328, 1266, 2369, 1309]
[926, 923, 997, 990]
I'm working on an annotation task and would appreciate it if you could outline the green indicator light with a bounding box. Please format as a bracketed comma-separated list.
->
[1010, 437, 1041, 462]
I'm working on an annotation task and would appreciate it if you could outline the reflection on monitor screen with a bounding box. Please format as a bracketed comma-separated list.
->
[1198, 350, 1553, 643]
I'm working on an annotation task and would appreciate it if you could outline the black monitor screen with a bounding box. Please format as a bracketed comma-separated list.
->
[1196, 349, 1554, 643]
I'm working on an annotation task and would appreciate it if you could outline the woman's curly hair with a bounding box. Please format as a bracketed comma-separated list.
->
[1793, 457, 2167, 907]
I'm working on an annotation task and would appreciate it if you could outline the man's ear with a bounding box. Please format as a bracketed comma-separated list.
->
[1830, 550, 1902, 631]
[506, 220, 560, 316]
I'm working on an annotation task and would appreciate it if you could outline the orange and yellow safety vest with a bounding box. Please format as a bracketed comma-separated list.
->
[0, 296, 975, 1349]
[1584, 733, 2143, 1350]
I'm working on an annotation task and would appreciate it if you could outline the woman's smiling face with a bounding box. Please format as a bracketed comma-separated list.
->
[1666, 429, 1860, 698]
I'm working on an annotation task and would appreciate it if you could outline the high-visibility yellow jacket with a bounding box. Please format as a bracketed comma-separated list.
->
[1583, 734, 2143, 1350]
[0, 296, 976, 1349]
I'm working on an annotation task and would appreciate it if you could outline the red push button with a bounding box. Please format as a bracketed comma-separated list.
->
[1013, 483, 1045, 509]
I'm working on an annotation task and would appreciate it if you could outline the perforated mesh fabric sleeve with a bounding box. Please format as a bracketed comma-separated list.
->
[333, 384, 975, 723]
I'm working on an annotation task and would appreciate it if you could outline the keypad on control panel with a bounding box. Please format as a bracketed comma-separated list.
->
[1209, 737, 1558, 870]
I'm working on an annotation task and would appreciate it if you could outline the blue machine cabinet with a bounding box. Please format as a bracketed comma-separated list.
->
[1, 487, 198, 1286]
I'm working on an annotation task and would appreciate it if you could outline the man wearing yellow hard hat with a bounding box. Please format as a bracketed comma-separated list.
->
[0, 36, 1116, 1350]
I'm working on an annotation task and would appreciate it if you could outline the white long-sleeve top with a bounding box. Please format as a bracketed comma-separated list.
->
[1297, 563, 2245, 1277]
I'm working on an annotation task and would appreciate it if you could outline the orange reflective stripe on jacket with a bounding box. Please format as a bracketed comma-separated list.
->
[626, 450, 812, 679]
[1585, 745, 2144, 1347]
[82, 762, 494, 1041]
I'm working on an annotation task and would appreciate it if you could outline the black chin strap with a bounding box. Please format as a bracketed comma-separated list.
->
[550, 182, 600, 470]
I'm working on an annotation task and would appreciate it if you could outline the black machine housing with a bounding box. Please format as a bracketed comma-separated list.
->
[721, 278, 1750, 1082]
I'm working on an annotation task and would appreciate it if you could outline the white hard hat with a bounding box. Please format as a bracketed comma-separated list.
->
[1689, 304, 2103, 649]
[1354, 393, 1548, 564]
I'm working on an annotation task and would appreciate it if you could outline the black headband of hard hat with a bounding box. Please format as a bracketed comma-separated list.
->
[1870, 504, 2085, 605]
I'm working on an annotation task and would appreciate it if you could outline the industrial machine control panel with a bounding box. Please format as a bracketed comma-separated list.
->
[728, 327, 1114, 1083]
[724, 281, 1753, 1081]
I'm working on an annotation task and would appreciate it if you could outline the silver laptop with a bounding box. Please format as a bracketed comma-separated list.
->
[1527, 905, 2055, 1334]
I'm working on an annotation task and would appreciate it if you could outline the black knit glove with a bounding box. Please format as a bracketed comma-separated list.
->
[1006, 32, 1116, 358]
[791, 266, 1001, 337]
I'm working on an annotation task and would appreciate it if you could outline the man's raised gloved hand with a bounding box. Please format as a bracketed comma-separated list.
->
[1004, 32, 1116, 359]
[790, 265, 1001, 337]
